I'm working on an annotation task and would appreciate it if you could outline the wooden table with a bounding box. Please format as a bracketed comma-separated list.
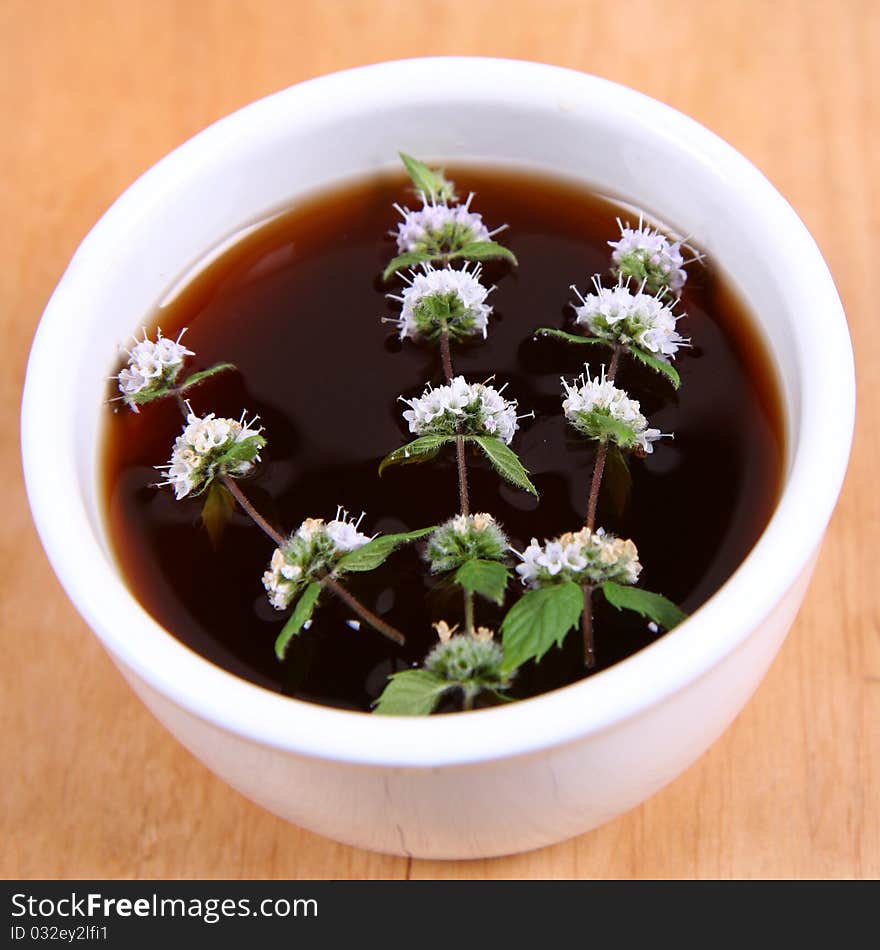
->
[3, 0, 877, 880]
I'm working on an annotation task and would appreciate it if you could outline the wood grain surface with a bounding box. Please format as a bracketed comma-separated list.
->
[2, 0, 877, 880]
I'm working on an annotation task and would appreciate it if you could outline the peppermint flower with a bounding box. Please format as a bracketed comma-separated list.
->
[117, 328, 194, 410]
[609, 217, 688, 297]
[424, 512, 509, 573]
[401, 376, 521, 444]
[157, 409, 264, 499]
[515, 527, 641, 589]
[572, 279, 688, 360]
[388, 263, 493, 341]
[394, 194, 496, 256]
[561, 367, 664, 454]
[262, 509, 372, 610]
[424, 623, 509, 692]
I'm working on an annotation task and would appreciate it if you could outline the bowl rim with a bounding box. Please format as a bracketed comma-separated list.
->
[21, 57, 855, 768]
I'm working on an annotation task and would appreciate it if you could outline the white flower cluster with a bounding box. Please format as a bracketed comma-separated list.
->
[117, 328, 194, 409]
[425, 621, 507, 690]
[561, 368, 663, 454]
[425, 512, 509, 573]
[158, 410, 263, 500]
[395, 195, 491, 254]
[262, 509, 372, 610]
[573, 281, 688, 360]
[609, 218, 688, 296]
[515, 527, 641, 589]
[389, 264, 493, 341]
[402, 376, 520, 444]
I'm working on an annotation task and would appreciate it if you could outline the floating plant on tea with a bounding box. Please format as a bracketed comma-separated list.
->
[109, 153, 700, 716]
[114, 329, 434, 660]
[384, 154, 517, 280]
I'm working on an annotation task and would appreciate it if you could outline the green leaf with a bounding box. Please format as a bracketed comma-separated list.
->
[469, 436, 538, 497]
[200, 480, 235, 547]
[454, 558, 510, 605]
[382, 250, 435, 281]
[334, 527, 436, 574]
[534, 327, 609, 347]
[373, 668, 451, 716]
[604, 442, 632, 517]
[500, 582, 584, 672]
[378, 435, 454, 475]
[180, 362, 236, 391]
[601, 581, 687, 630]
[628, 346, 681, 389]
[399, 152, 456, 203]
[450, 241, 518, 266]
[275, 582, 322, 660]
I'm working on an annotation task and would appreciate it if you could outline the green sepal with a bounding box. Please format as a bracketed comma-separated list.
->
[372, 668, 451, 716]
[614, 255, 650, 284]
[399, 152, 457, 204]
[500, 582, 584, 672]
[570, 408, 638, 449]
[450, 241, 518, 266]
[454, 558, 510, 605]
[219, 434, 267, 466]
[382, 250, 435, 282]
[334, 527, 436, 574]
[601, 581, 687, 630]
[179, 362, 236, 391]
[378, 435, 455, 475]
[200, 480, 235, 547]
[275, 582, 322, 660]
[468, 436, 538, 497]
[627, 346, 681, 389]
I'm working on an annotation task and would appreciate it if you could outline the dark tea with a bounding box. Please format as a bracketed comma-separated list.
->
[102, 165, 784, 712]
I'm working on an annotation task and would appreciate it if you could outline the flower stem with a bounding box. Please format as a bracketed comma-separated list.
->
[585, 443, 608, 534]
[581, 585, 596, 669]
[439, 327, 477, 640]
[220, 474, 286, 546]
[606, 345, 622, 382]
[584, 345, 623, 532]
[439, 327, 454, 383]
[455, 435, 470, 516]
[322, 575, 406, 646]
[463, 588, 475, 635]
[581, 345, 624, 667]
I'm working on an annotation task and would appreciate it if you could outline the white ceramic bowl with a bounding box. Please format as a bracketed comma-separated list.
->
[22, 58, 854, 859]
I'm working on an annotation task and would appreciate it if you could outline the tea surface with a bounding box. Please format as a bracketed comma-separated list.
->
[102, 166, 784, 711]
